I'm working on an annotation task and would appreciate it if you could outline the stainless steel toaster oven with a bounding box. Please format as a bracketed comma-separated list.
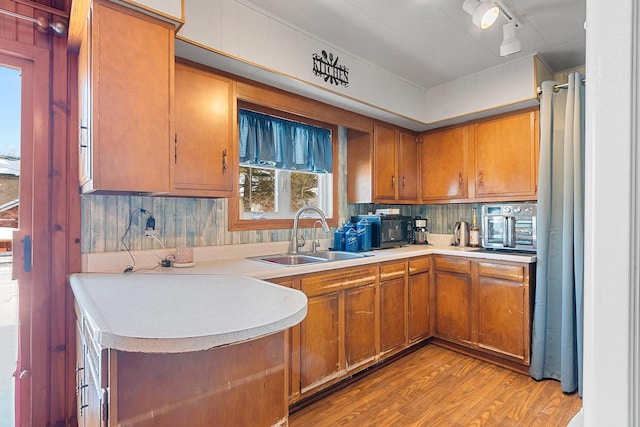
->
[481, 203, 537, 252]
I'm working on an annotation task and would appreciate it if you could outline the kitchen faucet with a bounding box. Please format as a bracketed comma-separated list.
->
[311, 220, 324, 252]
[289, 206, 331, 254]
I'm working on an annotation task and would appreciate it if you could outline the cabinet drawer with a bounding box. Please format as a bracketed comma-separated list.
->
[379, 260, 407, 282]
[82, 318, 108, 389]
[408, 256, 430, 275]
[478, 262, 525, 282]
[302, 266, 377, 297]
[434, 256, 471, 274]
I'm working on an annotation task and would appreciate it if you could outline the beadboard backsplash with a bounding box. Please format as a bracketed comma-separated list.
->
[81, 195, 480, 253]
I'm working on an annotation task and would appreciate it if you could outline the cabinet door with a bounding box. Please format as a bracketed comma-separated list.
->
[300, 293, 340, 392]
[268, 277, 302, 403]
[76, 323, 105, 427]
[380, 277, 407, 354]
[474, 110, 538, 199]
[408, 271, 430, 342]
[88, 0, 174, 193]
[174, 63, 234, 196]
[345, 284, 376, 370]
[434, 271, 473, 344]
[397, 131, 419, 202]
[373, 123, 397, 201]
[421, 125, 470, 201]
[78, 16, 92, 187]
[477, 276, 526, 360]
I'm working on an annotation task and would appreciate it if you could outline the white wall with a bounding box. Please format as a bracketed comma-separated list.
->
[176, 0, 544, 130]
[425, 55, 550, 125]
[583, 0, 637, 424]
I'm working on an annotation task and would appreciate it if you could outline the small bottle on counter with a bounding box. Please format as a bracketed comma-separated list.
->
[470, 207, 480, 247]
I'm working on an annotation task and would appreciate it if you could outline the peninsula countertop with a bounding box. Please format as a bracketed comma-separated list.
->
[70, 273, 307, 354]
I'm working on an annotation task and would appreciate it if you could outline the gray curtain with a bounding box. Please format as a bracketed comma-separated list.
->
[530, 73, 585, 395]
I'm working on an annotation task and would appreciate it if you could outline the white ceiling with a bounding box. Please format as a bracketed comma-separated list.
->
[240, 0, 586, 89]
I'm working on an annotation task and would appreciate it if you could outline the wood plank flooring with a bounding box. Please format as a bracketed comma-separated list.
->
[289, 344, 582, 426]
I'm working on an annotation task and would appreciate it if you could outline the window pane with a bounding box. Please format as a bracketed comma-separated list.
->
[290, 171, 318, 211]
[239, 166, 275, 217]
[239, 165, 331, 220]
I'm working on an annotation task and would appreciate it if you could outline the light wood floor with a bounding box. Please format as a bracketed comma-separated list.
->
[289, 344, 582, 426]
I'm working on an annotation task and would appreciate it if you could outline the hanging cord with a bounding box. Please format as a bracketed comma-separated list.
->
[121, 208, 153, 273]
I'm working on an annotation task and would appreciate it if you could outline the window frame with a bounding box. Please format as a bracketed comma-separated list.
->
[229, 102, 339, 231]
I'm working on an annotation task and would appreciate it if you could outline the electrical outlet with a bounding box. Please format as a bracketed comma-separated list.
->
[144, 229, 159, 238]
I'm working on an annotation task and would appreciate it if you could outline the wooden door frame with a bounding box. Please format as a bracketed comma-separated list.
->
[0, 40, 49, 427]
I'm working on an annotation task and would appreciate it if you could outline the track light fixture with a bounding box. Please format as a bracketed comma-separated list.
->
[500, 22, 521, 56]
[463, 0, 524, 57]
[462, 0, 500, 30]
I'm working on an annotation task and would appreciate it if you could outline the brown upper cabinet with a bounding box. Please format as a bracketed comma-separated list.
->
[347, 123, 419, 204]
[173, 62, 235, 197]
[473, 109, 539, 200]
[420, 125, 472, 202]
[78, 0, 175, 194]
[420, 108, 539, 204]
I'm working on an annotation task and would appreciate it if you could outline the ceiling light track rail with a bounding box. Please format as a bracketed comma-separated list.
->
[495, 0, 522, 27]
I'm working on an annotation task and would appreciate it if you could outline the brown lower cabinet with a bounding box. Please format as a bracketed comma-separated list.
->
[408, 256, 432, 342]
[434, 256, 474, 345]
[271, 254, 533, 407]
[75, 308, 288, 426]
[379, 260, 408, 355]
[433, 255, 533, 368]
[76, 254, 533, 424]
[270, 259, 435, 405]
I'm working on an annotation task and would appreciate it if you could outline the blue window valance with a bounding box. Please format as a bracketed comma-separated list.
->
[239, 109, 333, 173]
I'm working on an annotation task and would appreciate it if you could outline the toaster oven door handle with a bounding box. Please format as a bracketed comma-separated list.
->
[504, 216, 516, 248]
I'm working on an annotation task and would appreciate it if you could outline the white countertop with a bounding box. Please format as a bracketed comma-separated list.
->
[70, 273, 307, 354]
[73, 234, 535, 354]
[139, 237, 536, 281]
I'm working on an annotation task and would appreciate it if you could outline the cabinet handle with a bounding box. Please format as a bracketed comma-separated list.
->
[75, 362, 83, 396]
[391, 176, 395, 190]
[174, 134, 178, 164]
[402, 176, 406, 188]
[478, 170, 484, 186]
[458, 172, 463, 194]
[79, 124, 88, 148]
[222, 149, 228, 172]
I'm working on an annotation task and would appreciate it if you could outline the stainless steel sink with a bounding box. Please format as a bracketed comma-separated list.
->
[251, 254, 328, 266]
[249, 250, 371, 266]
[311, 250, 369, 261]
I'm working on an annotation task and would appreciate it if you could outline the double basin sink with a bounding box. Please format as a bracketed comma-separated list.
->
[250, 250, 371, 266]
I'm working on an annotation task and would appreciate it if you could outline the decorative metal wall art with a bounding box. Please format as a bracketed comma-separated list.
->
[312, 50, 349, 87]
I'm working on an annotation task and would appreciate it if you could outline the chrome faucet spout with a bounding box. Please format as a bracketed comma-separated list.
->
[289, 206, 331, 254]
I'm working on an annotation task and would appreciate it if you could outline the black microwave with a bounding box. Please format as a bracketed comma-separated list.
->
[351, 215, 411, 249]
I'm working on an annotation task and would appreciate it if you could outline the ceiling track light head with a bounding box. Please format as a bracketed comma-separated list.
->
[500, 22, 522, 57]
[463, 0, 500, 30]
